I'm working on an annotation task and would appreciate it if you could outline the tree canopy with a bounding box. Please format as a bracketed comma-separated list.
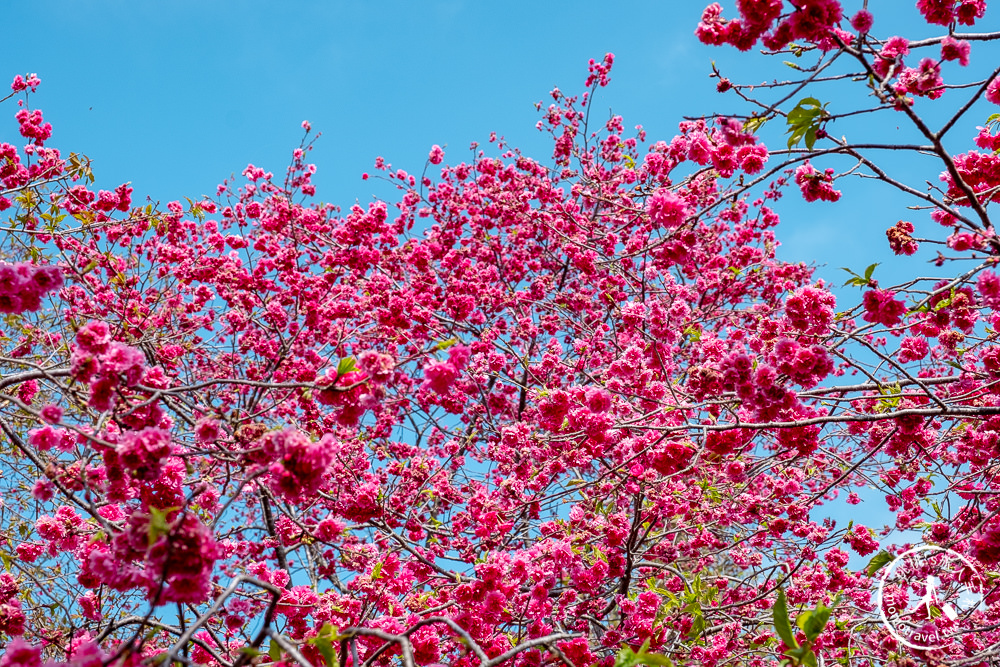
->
[2, 2, 1000, 666]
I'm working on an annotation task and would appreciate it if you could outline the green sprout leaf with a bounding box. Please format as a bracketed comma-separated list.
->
[786, 97, 830, 150]
[147, 506, 179, 548]
[336, 356, 357, 377]
[773, 589, 799, 649]
[865, 550, 895, 577]
[268, 640, 283, 662]
[613, 640, 675, 667]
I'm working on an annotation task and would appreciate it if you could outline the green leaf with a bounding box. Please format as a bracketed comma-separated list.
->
[804, 127, 817, 150]
[308, 635, 338, 667]
[773, 589, 799, 649]
[801, 594, 840, 642]
[436, 337, 458, 350]
[744, 116, 768, 134]
[863, 263, 879, 280]
[614, 641, 675, 667]
[785, 97, 829, 149]
[687, 611, 706, 640]
[783, 645, 813, 667]
[865, 550, 894, 577]
[794, 609, 813, 634]
[147, 506, 179, 548]
[371, 561, 384, 579]
[336, 356, 357, 377]
[268, 640, 283, 662]
[683, 325, 701, 342]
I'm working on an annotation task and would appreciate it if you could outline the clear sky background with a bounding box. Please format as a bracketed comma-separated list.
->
[11, 0, 995, 288]
[4, 2, 998, 309]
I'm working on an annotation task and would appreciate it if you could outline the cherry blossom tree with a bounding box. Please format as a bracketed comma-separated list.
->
[2, 2, 1000, 666]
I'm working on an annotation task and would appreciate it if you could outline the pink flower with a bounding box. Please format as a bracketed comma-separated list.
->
[16, 379, 37, 405]
[886, 220, 918, 255]
[845, 525, 879, 556]
[898, 336, 930, 363]
[737, 143, 768, 174]
[975, 125, 1000, 151]
[422, 344, 471, 395]
[696, 3, 728, 46]
[357, 350, 395, 382]
[10, 75, 30, 93]
[31, 479, 53, 502]
[64, 637, 105, 667]
[142, 512, 221, 604]
[15, 543, 44, 563]
[917, 0, 955, 25]
[794, 161, 841, 202]
[956, 0, 987, 25]
[263, 430, 337, 501]
[862, 288, 907, 327]
[772, 338, 833, 388]
[897, 58, 944, 99]
[875, 36, 910, 80]
[116, 427, 173, 481]
[428, 144, 445, 165]
[850, 9, 873, 33]
[987, 77, 1000, 105]
[0, 262, 62, 314]
[973, 526, 1000, 564]
[194, 418, 221, 443]
[978, 271, 1000, 310]
[941, 35, 971, 66]
[0, 639, 40, 667]
[646, 188, 690, 228]
[75, 321, 111, 354]
[28, 425, 64, 451]
[40, 403, 63, 423]
[15, 109, 52, 145]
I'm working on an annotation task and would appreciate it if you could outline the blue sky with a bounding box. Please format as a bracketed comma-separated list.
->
[6, 2, 724, 205]
[5, 2, 997, 288]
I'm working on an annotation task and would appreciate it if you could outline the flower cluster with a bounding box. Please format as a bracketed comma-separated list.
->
[794, 161, 841, 202]
[0, 574, 25, 637]
[0, 261, 63, 313]
[696, 0, 846, 52]
[15, 108, 52, 145]
[862, 288, 907, 327]
[844, 525, 880, 556]
[10, 73, 40, 93]
[116, 427, 173, 481]
[646, 188, 690, 228]
[261, 429, 337, 502]
[422, 344, 471, 395]
[886, 220, 919, 256]
[772, 338, 833, 388]
[4, 17, 1000, 663]
[69, 321, 147, 411]
[916, 0, 987, 26]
